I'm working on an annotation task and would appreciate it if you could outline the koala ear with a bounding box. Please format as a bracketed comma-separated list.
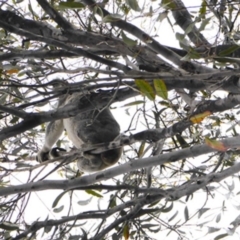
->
[49, 147, 66, 158]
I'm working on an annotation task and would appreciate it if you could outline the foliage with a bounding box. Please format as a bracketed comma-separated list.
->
[1, 0, 240, 239]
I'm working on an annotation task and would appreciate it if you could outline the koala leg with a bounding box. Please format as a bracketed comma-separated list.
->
[37, 119, 64, 162]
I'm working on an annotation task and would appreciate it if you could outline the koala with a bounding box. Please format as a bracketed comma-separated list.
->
[37, 81, 122, 172]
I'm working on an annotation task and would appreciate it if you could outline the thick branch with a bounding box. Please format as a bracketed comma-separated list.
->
[81, 0, 216, 73]
[36, 0, 73, 30]
[0, 88, 138, 141]
[1, 135, 240, 197]
[0, 10, 176, 74]
[126, 93, 240, 144]
[0, 10, 131, 73]
[171, 0, 211, 47]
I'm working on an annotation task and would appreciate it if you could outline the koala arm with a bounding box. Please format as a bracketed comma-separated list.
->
[37, 119, 64, 162]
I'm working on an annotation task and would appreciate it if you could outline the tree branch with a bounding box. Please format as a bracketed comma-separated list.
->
[0, 10, 131, 73]
[36, 0, 74, 30]
[1, 134, 240, 197]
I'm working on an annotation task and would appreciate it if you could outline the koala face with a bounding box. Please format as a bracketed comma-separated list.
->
[77, 147, 122, 172]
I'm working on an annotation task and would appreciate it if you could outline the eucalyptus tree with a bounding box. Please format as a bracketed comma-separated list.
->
[1, 1, 240, 239]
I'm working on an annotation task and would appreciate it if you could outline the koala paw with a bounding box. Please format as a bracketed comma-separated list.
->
[49, 147, 66, 158]
[36, 150, 49, 162]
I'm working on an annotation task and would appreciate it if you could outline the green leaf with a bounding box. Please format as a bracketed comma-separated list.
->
[102, 15, 121, 23]
[123, 224, 130, 240]
[161, 0, 177, 10]
[168, 211, 178, 222]
[135, 79, 155, 101]
[184, 206, 189, 221]
[199, 0, 207, 17]
[198, 208, 210, 218]
[214, 234, 228, 240]
[219, 45, 240, 56]
[126, 0, 141, 12]
[160, 202, 173, 213]
[175, 32, 190, 48]
[58, 2, 85, 9]
[208, 227, 220, 234]
[153, 79, 168, 100]
[93, 6, 104, 18]
[185, 23, 195, 34]
[52, 190, 68, 208]
[122, 100, 145, 107]
[85, 189, 103, 198]
[216, 213, 221, 223]
[77, 197, 92, 206]
[121, 31, 137, 46]
[53, 205, 64, 213]
[109, 196, 117, 208]
[138, 141, 145, 157]
[157, 11, 168, 22]
[199, 17, 211, 32]
[0, 222, 19, 231]
[213, 56, 240, 63]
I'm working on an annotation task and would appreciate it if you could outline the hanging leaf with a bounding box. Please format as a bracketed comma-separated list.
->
[198, 208, 210, 218]
[0, 222, 19, 231]
[184, 206, 189, 221]
[58, 2, 85, 9]
[121, 31, 137, 46]
[53, 205, 64, 213]
[77, 197, 92, 206]
[135, 79, 155, 101]
[216, 213, 221, 223]
[157, 11, 168, 22]
[199, 0, 207, 16]
[123, 224, 130, 240]
[102, 15, 121, 23]
[176, 32, 190, 48]
[190, 111, 211, 124]
[199, 17, 211, 32]
[168, 211, 178, 222]
[153, 79, 168, 100]
[208, 227, 220, 234]
[93, 6, 104, 18]
[138, 141, 145, 157]
[122, 100, 145, 107]
[126, 0, 141, 12]
[52, 190, 69, 208]
[205, 138, 228, 151]
[161, 0, 177, 9]
[109, 196, 117, 208]
[219, 45, 240, 56]
[85, 189, 103, 198]
[214, 234, 228, 240]
[160, 202, 173, 213]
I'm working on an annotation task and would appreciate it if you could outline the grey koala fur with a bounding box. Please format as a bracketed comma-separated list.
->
[37, 80, 122, 172]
